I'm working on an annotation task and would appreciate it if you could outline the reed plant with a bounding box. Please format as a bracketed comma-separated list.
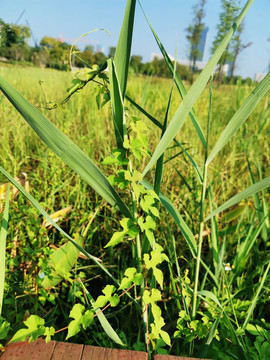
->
[0, 0, 270, 358]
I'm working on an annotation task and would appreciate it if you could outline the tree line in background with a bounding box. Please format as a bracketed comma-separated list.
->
[0, 0, 258, 85]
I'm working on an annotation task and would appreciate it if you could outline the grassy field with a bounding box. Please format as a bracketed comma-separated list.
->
[0, 64, 270, 358]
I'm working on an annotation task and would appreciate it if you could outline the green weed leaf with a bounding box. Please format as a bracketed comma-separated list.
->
[66, 303, 94, 340]
[105, 218, 139, 248]
[150, 317, 171, 347]
[143, 288, 161, 305]
[140, 195, 159, 217]
[44, 327, 55, 343]
[0, 320, 10, 339]
[102, 149, 129, 166]
[93, 285, 120, 309]
[10, 315, 47, 343]
[143, 245, 169, 289]
[119, 267, 143, 290]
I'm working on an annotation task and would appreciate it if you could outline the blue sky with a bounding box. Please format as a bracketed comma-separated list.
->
[0, 0, 269, 79]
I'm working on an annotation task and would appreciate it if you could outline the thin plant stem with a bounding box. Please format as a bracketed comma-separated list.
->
[192, 76, 213, 320]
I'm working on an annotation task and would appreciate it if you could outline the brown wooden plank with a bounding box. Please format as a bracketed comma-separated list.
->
[51, 342, 83, 360]
[104, 347, 120, 360]
[121, 348, 148, 360]
[0, 339, 56, 360]
[154, 355, 210, 360]
[82, 345, 148, 360]
[81, 345, 107, 360]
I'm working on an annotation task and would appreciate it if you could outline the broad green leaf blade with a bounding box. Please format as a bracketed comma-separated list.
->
[139, 1, 206, 148]
[41, 238, 83, 289]
[206, 71, 270, 165]
[197, 290, 222, 309]
[0, 166, 119, 286]
[142, 0, 254, 177]
[79, 280, 124, 346]
[0, 185, 9, 316]
[0, 75, 131, 219]
[205, 177, 270, 221]
[221, 205, 246, 223]
[141, 179, 197, 257]
[114, 0, 136, 98]
[108, 58, 126, 148]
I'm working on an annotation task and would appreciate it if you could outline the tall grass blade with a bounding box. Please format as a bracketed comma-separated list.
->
[0, 185, 9, 316]
[126, 96, 203, 181]
[198, 311, 223, 358]
[142, 0, 254, 176]
[114, 0, 136, 98]
[209, 196, 219, 276]
[242, 260, 270, 330]
[205, 177, 270, 221]
[108, 58, 126, 148]
[141, 179, 197, 257]
[154, 57, 175, 196]
[126, 95, 163, 129]
[0, 75, 131, 219]
[232, 214, 269, 282]
[176, 143, 203, 182]
[256, 158, 270, 230]
[0, 166, 120, 285]
[205, 312, 223, 345]
[79, 280, 124, 346]
[207, 72, 270, 165]
[258, 102, 270, 134]
[247, 157, 268, 242]
[200, 260, 219, 288]
[139, 1, 206, 148]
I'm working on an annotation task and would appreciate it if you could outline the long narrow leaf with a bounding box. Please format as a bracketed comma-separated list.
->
[142, 0, 254, 177]
[247, 157, 268, 242]
[154, 58, 175, 196]
[108, 58, 126, 148]
[126, 95, 163, 129]
[198, 311, 223, 358]
[197, 290, 222, 309]
[114, 0, 136, 98]
[206, 72, 270, 165]
[79, 280, 124, 346]
[139, 1, 206, 148]
[242, 260, 270, 330]
[232, 214, 269, 282]
[0, 185, 9, 315]
[0, 75, 131, 219]
[205, 177, 270, 221]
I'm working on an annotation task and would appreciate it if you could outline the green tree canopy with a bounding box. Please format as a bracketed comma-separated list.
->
[186, 0, 206, 74]
[0, 19, 30, 58]
[211, 0, 241, 82]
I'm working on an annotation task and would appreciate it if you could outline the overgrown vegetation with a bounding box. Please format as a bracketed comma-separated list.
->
[0, 0, 270, 359]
